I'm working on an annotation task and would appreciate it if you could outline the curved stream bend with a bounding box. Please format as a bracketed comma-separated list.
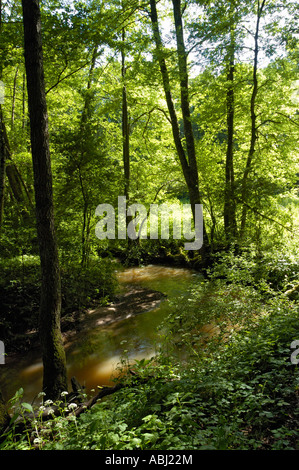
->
[1, 265, 198, 402]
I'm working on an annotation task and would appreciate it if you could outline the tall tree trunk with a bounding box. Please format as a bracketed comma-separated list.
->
[11, 66, 19, 130]
[122, 29, 130, 203]
[240, 0, 266, 238]
[22, 73, 27, 131]
[0, 106, 7, 232]
[149, 0, 209, 260]
[224, 24, 237, 243]
[172, 0, 196, 174]
[0, 1, 5, 232]
[78, 44, 98, 266]
[121, 27, 136, 249]
[22, 0, 67, 400]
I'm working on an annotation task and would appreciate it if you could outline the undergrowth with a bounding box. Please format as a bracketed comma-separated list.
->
[1, 280, 298, 450]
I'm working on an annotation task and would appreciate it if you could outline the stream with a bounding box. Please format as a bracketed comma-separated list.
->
[0, 265, 201, 404]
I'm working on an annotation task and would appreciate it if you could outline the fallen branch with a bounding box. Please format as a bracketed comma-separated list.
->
[74, 370, 152, 418]
[1, 371, 152, 441]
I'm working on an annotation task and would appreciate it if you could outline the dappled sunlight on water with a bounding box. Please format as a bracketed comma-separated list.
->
[1, 265, 201, 403]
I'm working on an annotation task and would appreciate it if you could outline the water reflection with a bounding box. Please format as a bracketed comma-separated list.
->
[1, 265, 198, 403]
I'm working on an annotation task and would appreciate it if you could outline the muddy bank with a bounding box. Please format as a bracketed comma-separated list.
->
[61, 285, 166, 344]
[4, 285, 165, 368]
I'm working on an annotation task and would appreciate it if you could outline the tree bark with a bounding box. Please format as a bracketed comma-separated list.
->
[22, 0, 67, 400]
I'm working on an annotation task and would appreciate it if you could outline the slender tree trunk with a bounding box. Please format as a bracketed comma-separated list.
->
[240, 0, 266, 238]
[121, 27, 136, 249]
[149, 0, 188, 178]
[172, 0, 196, 174]
[22, 0, 67, 400]
[22, 73, 26, 131]
[79, 44, 98, 266]
[149, 0, 209, 260]
[11, 66, 19, 130]
[224, 27, 237, 242]
[0, 1, 5, 232]
[0, 106, 7, 231]
[122, 29, 130, 203]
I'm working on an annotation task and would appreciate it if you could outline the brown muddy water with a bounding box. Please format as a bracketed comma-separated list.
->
[0, 265, 202, 404]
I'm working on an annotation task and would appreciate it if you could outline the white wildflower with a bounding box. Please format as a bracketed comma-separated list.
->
[68, 403, 78, 410]
[44, 399, 53, 406]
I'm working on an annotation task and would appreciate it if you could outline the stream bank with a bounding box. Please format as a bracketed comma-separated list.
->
[0, 265, 199, 403]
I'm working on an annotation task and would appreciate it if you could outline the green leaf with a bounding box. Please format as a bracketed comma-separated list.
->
[21, 402, 34, 413]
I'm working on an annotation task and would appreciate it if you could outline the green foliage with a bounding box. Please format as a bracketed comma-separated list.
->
[0, 256, 41, 350]
[2, 264, 298, 451]
[60, 257, 118, 314]
[208, 244, 299, 292]
[1, 0, 299, 452]
[0, 387, 86, 450]
[68, 298, 299, 450]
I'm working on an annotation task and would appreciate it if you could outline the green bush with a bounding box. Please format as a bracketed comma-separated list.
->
[208, 245, 299, 293]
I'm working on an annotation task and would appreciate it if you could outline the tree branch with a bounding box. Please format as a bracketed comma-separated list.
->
[45, 62, 89, 94]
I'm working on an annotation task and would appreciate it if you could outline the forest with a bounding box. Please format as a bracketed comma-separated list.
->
[0, 0, 298, 452]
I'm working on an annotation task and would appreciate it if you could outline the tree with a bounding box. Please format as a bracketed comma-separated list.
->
[223, 2, 238, 242]
[239, 0, 267, 238]
[0, 107, 8, 232]
[0, 0, 4, 232]
[187, 0, 247, 243]
[22, 0, 67, 399]
[121, 27, 130, 203]
[149, 0, 210, 261]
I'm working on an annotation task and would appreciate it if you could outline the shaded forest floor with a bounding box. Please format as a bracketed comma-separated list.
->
[1, 248, 299, 450]
[1, 273, 299, 450]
